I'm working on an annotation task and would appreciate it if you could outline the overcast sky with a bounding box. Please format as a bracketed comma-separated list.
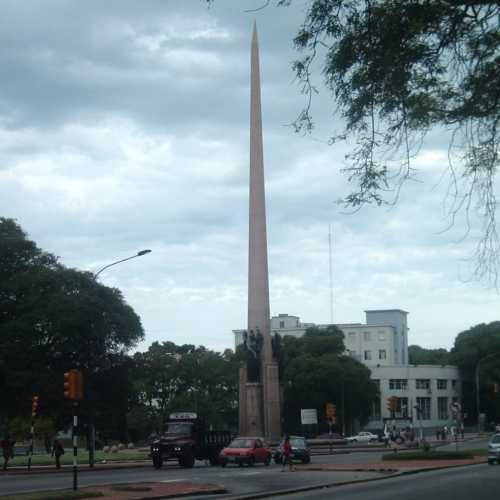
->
[1, 0, 498, 353]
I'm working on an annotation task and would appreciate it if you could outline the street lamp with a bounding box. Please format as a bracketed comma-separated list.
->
[94, 249, 152, 279]
[475, 352, 499, 433]
[88, 249, 152, 467]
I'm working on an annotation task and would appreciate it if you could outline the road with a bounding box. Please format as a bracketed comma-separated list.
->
[0, 437, 491, 498]
[263, 464, 496, 500]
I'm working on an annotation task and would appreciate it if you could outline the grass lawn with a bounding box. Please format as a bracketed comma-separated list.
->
[9, 450, 149, 467]
[382, 450, 475, 461]
[0, 490, 103, 500]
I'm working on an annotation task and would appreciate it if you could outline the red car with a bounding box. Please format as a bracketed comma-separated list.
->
[219, 437, 272, 467]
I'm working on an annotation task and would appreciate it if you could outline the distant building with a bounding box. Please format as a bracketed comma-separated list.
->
[233, 309, 461, 430]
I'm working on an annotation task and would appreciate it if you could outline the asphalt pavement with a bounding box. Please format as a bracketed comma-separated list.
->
[0, 436, 491, 499]
[257, 463, 495, 500]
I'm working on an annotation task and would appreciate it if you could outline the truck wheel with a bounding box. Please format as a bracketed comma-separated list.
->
[152, 454, 163, 469]
[183, 453, 195, 468]
[221, 460, 227, 467]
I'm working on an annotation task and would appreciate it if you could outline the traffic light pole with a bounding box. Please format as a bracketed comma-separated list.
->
[27, 419, 34, 471]
[72, 403, 78, 490]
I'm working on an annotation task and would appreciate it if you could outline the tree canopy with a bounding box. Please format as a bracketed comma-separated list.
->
[408, 345, 451, 365]
[0, 217, 144, 434]
[288, 0, 500, 283]
[451, 321, 500, 424]
[279, 326, 378, 434]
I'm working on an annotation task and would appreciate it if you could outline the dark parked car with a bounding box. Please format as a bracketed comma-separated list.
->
[315, 432, 348, 445]
[274, 436, 311, 464]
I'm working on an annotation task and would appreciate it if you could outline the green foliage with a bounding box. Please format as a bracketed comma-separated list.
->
[451, 322, 500, 424]
[0, 217, 144, 440]
[0, 491, 103, 500]
[131, 342, 239, 438]
[280, 326, 377, 434]
[408, 345, 451, 365]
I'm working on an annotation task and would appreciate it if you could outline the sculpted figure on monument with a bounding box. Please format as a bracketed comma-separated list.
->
[242, 329, 263, 382]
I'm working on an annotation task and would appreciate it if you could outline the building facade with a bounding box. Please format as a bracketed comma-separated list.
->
[233, 309, 461, 430]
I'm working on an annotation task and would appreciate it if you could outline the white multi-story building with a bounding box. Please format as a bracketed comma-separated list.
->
[233, 309, 461, 429]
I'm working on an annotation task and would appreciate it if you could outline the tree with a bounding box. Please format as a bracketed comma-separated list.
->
[279, 326, 378, 434]
[0, 218, 144, 437]
[131, 341, 239, 437]
[208, 0, 500, 282]
[408, 345, 451, 365]
[451, 322, 500, 425]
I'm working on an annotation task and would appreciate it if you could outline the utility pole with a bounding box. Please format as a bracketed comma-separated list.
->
[328, 224, 334, 324]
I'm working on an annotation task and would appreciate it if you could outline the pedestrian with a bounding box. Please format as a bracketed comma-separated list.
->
[460, 423, 464, 439]
[281, 435, 295, 472]
[1, 435, 15, 471]
[443, 425, 449, 440]
[51, 439, 65, 469]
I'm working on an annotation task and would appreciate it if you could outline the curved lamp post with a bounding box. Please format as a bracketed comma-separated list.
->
[475, 352, 500, 433]
[88, 249, 152, 467]
[94, 249, 152, 279]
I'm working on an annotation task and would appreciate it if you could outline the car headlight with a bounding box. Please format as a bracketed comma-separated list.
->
[152, 447, 159, 452]
[174, 447, 181, 452]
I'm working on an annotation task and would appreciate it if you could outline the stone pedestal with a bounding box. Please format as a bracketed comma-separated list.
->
[263, 362, 281, 439]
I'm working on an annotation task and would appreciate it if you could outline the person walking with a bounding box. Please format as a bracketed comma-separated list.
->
[51, 439, 65, 469]
[1, 435, 15, 471]
[281, 436, 295, 472]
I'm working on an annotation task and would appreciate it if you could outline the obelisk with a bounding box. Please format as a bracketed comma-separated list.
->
[239, 22, 281, 440]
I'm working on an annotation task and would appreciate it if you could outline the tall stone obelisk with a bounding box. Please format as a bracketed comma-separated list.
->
[238, 22, 281, 440]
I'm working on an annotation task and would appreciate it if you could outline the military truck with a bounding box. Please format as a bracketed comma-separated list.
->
[150, 412, 232, 468]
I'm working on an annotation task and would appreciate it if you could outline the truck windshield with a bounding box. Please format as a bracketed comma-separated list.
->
[166, 423, 192, 435]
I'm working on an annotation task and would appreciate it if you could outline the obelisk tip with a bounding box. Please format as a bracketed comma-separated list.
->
[252, 20, 258, 43]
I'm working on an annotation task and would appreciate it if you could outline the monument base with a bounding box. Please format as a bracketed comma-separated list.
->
[239, 366, 265, 436]
[263, 362, 281, 439]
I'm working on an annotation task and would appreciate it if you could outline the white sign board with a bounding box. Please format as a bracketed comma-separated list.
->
[300, 409, 318, 425]
[169, 412, 197, 420]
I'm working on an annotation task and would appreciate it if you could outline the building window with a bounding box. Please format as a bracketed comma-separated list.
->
[389, 379, 408, 390]
[348, 332, 356, 342]
[369, 398, 381, 421]
[279, 320, 285, 328]
[396, 397, 409, 417]
[416, 379, 430, 390]
[379, 349, 387, 360]
[452, 379, 457, 390]
[416, 397, 431, 420]
[437, 379, 447, 390]
[364, 350, 372, 360]
[364, 331, 371, 341]
[438, 397, 448, 420]
[378, 331, 386, 341]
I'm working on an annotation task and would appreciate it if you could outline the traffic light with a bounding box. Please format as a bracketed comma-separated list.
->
[387, 396, 397, 413]
[31, 395, 39, 418]
[64, 370, 84, 401]
[326, 403, 337, 424]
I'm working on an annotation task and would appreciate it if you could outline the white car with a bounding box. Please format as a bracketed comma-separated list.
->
[346, 431, 379, 443]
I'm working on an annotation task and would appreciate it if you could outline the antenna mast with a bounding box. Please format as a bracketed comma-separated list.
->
[328, 224, 334, 324]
